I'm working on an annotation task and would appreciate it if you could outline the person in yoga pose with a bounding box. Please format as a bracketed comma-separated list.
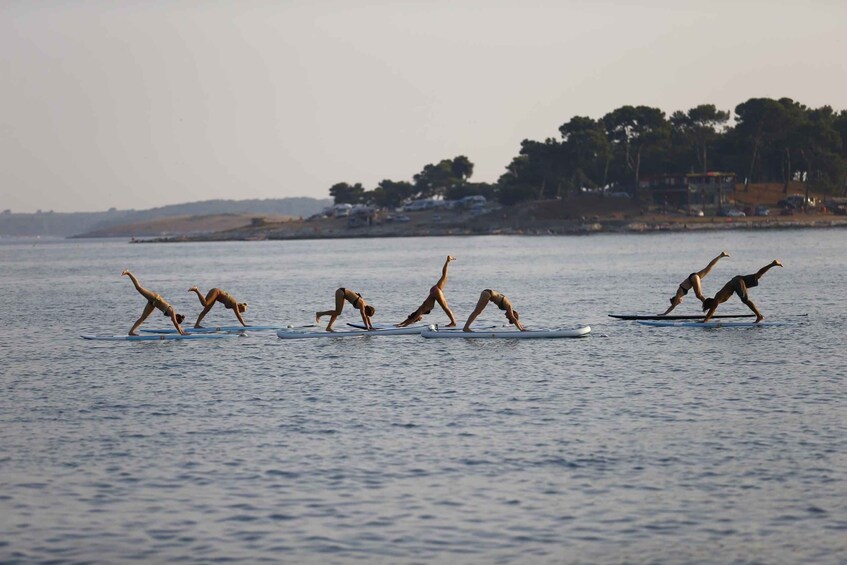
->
[316, 288, 376, 332]
[702, 260, 783, 322]
[188, 286, 248, 328]
[122, 270, 186, 336]
[396, 256, 458, 327]
[463, 289, 525, 332]
[662, 251, 730, 315]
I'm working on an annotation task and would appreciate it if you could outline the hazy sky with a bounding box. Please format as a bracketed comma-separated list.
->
[2, 0, 846, 213]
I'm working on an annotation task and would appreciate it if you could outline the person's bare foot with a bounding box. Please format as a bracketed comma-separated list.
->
[720, 251, 730, 258]
[315, 313, 322, 324]
[188, 286, 199, 292]
[755, 316, 764, 323]
[121, 269, 130, 276]
[773, 260, 783, 267]
[447, 255, 456, 262]
[445, 322, 457, 327]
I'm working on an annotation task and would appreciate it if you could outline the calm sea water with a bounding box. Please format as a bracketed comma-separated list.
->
[1, 231, 845, 564]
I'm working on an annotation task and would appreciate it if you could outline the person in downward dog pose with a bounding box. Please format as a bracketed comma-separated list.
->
[316, 288, 376, 332]
[702, 260, 783, 322]
[188, 286, 248, 328]
[463, 289, 525, 332]
[121, 270, 186, 336]
[662, 251, 730, 315]
[396, 255, 458, 328]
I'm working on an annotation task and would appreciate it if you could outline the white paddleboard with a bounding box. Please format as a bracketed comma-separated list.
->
[420, 326, 591, 339]
[346, 322, 412, 330]
[81, 333, 240, 341]
[637, 320, 789, 328]
[277, 324, 430, 339]
[141, 324, 287, 334]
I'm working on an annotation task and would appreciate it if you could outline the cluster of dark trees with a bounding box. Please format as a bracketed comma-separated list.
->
[329, 97, 847, 208]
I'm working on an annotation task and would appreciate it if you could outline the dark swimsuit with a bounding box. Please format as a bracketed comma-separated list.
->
[730, 274, 759, 301]
[677, 273, 697, 296]
[418, 286, 441, 316]
[740, 274, 759, 288]
[340, 288, 363, 309]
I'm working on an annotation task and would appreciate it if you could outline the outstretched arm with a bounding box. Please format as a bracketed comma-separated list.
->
[396, 309, 423, 327]
[361, 307, 374, 330]
[506, 306, 526, 331]
[169, 309, 187, 335]
[661, 290, 683, 315]
[702, 304, 718, 323]
[233, 307, 247, 327]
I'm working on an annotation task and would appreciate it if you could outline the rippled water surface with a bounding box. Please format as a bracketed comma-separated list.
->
[2, 232, 846, 563]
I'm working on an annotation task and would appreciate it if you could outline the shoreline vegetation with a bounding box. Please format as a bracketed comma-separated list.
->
[131, 213, 847, 243]
[125, 185, 847, 243]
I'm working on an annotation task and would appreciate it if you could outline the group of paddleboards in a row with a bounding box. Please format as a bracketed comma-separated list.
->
[82, 323, 593, 341]
[81, 254, 788, 341]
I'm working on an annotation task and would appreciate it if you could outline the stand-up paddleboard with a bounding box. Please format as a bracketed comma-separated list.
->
[637, 320, 789, 328]
[141, 324, 287, 334]
[277, 324, 430, 339]
[346, 322, 414, 330]
[346, 322, 499, 331]
[420, 326, 591, 339]
[609, 313, 755, 320]
[81, 333, 240, 341]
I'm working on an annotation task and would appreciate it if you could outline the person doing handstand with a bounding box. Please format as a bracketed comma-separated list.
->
[316, 288, 376, 332]
[122, 270, 186, 336]
[396, 255, 458, 327]
[702, 260, 783, 322]
[188, 286, 248, 328]
[662, 251, 730, 315]
[463, 289, 525, 332]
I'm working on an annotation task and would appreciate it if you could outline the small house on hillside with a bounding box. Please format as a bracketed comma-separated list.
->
[323, 203, 353, 217]
[641, 172, 736, 214]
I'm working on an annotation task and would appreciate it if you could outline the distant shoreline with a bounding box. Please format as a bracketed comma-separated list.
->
[129, 213, 847, 243]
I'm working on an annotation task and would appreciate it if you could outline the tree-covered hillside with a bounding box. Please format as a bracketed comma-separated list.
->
[328, 97, 847, 206]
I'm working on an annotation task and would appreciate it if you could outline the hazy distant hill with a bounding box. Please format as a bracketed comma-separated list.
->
[76, 213, 297, 239]
[0, 197, 332, 237]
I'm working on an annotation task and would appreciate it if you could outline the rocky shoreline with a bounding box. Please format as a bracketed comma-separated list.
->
[133, 209, 847, 243]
